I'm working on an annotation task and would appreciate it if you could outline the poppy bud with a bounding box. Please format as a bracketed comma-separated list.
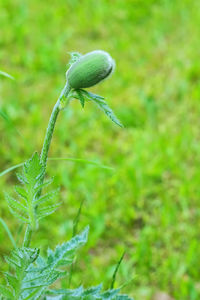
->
[66, 50, 115, 89]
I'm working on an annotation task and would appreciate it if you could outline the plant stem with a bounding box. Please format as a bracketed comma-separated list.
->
[40, 82, 71, 169]
[23, 81, 71, 247]
[23, 225, 32, 247]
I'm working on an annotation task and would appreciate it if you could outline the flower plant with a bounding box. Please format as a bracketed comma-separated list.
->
[0, 51, 133, 300]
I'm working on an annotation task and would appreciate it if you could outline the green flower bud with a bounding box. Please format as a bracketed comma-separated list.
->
[66, 50, 115, 89]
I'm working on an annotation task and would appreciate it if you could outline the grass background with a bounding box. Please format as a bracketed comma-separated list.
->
[1, 0, 200, 299]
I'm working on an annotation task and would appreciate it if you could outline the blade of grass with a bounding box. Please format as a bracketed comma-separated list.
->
[68, 199, 85, 288]
[48, 157, 114, 170]
[0, 162, 24, 177]
[72, 199, 85, 238]
[110, 251, 126, 289]
[0, 108, 22, 137]
[0, 218, 16, 248]
[15, 224, 24, 246]
[0, 157, 114, 178]
[0, 70, 14, 80]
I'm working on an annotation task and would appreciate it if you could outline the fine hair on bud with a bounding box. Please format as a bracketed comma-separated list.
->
[66, 50, 115, 89]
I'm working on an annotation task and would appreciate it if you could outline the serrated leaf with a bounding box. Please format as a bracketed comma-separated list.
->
[6, 152, 59, 227]
[22, 286, 46, 300]
[45, 284, 133, 300]
[15, 186, 28, 200]
[47, 286, 84, 297]
[4, 272, 18, 290]
[16, 172, 27, 184]
[80, 90, 123, 127]
[82, 284, 102, 296]
[37, 203, 61, 220]
[5, 255, 21, 268]
[2, 248, 45, 300]
[24, 152, 44, 186]
[34, 177, 54, 194]
[45, 226, 89, 270]
[34, 188, 59, 205]
[7, 206, 29, 223]
[93, 98, 123, 127]
[5, 193, 27, 213]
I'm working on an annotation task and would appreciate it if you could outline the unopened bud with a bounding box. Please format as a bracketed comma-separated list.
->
[66, 50, 115, 89]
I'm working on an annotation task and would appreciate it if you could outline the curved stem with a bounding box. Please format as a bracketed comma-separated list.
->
[23, 81, 71, 247]
[40, 82, 71, 168]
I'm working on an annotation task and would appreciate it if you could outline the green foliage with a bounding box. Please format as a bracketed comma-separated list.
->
[1, 247, 40, 299]
[4, 0, 200, 298]
[72, 89, 123, 127]
[5, 152, 60, 229]
[0, 227, 89, 299]
[0, 70, 14, 80]
[45, 285, 133, 299]
[0, 226, 130, 300]
[0, 44, 131, 299]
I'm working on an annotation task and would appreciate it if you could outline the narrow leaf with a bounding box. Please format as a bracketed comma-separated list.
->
[76, 90, 85, 108]
[34, 188, 59, 205]
[0, 218, 16, 248]
[0, 70, 14, 80]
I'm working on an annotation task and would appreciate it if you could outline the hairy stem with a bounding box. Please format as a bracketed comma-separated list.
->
[23, 81, 71, 247]
[40, 82, 71, 168]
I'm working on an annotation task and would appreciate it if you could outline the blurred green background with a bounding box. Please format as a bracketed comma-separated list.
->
[1, 0, 200, 299]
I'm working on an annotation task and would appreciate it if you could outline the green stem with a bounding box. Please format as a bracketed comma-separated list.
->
[23, 81, 71, 247]
[23, 225, 32, 247]
[40, 82, 71, 168]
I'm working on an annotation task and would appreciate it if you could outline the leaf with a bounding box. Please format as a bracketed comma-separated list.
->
[0, 70, 14, 80]
[37, 202, 61, 220]
[116, 295, 133, 300]
[82, 284, 102, 296]
[34, 177, 54, 194]
[46, 286, 84, 297]
[46, 284, 133, 299]
[1, 248, 47, 300]
[80, 90, 123, 127]
[24, 152, 44, 187]
[15, 186, 28, 200]
[0, 285, 13, 299]
[5, 152, 59, 228]
[110, 251, 125, 289]
[0, 218, 17, 248]
[34, 188, 59, 205]
[76, 90, 85, 108]
[0, 162, 24, 177]
[5, 193, 27, 213]
[81, 90, 105, 101]
[16, 172, 27, 184]
[7, 206, 29, 223]
[93, 98, 123, 127]
[0, 156, 113, 178]
[4, 272, 18, 290]
[45, 226, 89, 270]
